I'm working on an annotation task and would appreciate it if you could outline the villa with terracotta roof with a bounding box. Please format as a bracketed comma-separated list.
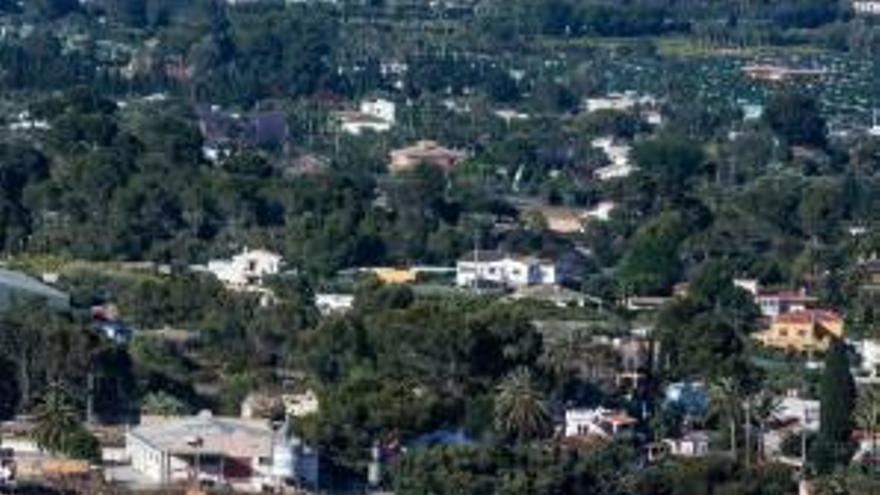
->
[389, 140, 467, 174]
[753, 309, 844, 353]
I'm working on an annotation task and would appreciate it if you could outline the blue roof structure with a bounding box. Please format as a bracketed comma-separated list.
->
[409, 430, 473, 449]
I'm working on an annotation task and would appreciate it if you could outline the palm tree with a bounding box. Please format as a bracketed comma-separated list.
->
[32, 382, 80, 455]
[494, 368, 552, 443]
[855, 385, 880, 472]
[748, 391, 783, 464]
[710, 377, 742, 459]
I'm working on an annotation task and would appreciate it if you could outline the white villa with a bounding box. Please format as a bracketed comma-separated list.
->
[853, 1, 880, 15]
[853, 339, 880, 379]
[338, 98, 396, 135]
[205, 248, 283, 291]
[315, 294, 355, 315]
[664, 431, 711, 458]
[456, 251, 556, 288]
[592, 137, 636, 181]
[585, 200, 616, 222]
[564, 407, 637, 440]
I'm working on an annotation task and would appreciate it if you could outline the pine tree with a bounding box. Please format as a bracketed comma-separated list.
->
[812, 339, 856, 473]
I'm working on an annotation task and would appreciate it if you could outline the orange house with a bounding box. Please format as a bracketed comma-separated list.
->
[753, 309, 844, 353]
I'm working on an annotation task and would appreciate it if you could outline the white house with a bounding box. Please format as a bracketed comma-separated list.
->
[585, 200, 616, 222]
[733, 279, 817, 317]
[869, 110, 880, 137]
[360, 98, 396, 124]
[338, 98, 396, 136]
[592, 137, 636, 181]
[774, 397, 820, 432]
[206, 248, 282, 291]
[664, 431, 710, 458]
[853, 339, 880, 379]
[126, 412, 318, 492]
[315, 294, 355, 315]
[763, 394, 820, 459]
[8, 111, 50, 132]
[564, 408, 637, 440]
[283, 390, 320, 418]
[853, 1, 880, 15]
[584, 92, 659, 113]
[456, 251, 556, 288]
[756, 290, 815, 317]
[584, 93, 636, 113]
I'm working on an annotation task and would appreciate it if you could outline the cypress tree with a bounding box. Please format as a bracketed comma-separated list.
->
[812, 339, 856, 473]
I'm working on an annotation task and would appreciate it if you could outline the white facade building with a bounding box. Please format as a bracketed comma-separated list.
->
[584, 93, 637, 113]
[456, 251, 556, 288]
[853, 1, 880, 15]
[592, 137, 636, 181]
[854, 339, 880, 378]
[206, 248, 282, 290]
[584, 92, 658, 113]
[775, 396, 821, 432]
[284, 390, 320, 418]
[126, 412, 318, 492]
[360, 98, 396, 124]
[564, 408, 637, 440]
[315, 294, 355, 315]
[338, 98, 396, 136]
[585, 200, 616, 222]
[664, 432, 710, 458]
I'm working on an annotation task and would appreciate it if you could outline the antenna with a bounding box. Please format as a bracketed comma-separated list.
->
[472, 230, 479, 291]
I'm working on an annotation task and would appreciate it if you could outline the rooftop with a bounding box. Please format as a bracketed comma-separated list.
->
[774, 309, 842, 325]
[0, 269, 70, 306]
[128, 411, 272, 458]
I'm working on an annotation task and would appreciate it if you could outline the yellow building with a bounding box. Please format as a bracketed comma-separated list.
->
[753, 309, 844, 353]
[370, 267, 418, 285]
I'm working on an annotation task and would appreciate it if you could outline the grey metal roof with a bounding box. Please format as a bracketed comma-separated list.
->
[0, 269, 69, 308]
[128, 412, 273, 458]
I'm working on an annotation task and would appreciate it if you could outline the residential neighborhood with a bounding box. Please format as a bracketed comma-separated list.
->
[1, 0, 880, 494]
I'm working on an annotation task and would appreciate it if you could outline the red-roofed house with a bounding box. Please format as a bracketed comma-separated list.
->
[389, 140, 467, 174]
[753, 309, 844, 353]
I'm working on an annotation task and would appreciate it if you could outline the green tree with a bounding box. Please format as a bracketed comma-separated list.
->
[0, 356, 18, 420]
[140, 391, 191, 417]
[632, 134, 705, 202]
[765, 91, 827, 148]
[710, 377, 743, 459]
[63, 428, 101, 462]
[32, 383, 80, 455]
[493, 368, 551, 443]
[812, 340, 856, 473]
[27, 0, 79, 19]
[222, 150, 275, 179]
[617, 212, 688, 295]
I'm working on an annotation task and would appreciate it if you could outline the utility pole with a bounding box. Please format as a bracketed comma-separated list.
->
[744, 400, 752, 469]
[86, 371, 95, 425]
